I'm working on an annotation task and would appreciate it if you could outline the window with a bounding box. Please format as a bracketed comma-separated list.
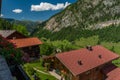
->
[13, 37, 16, 39]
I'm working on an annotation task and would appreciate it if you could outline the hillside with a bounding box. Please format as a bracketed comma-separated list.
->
[0, 18, 29, 36]
[32, 0, 120, 42]
[5, 18, 41, 32]
[42, 0, 120, 31]
[0, 18, 13, 30]
[32, 24, 120, 42]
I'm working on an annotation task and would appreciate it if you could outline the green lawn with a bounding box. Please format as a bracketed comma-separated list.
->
[23, 59, 57, 80]
[113, 59, 120, 67]
[101, 42, 120, 67]
[101, 42, 120, 54]
[22, 41, 120, 80]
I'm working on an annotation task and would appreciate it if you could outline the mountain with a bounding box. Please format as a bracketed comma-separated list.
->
[4, 18, 42, 32]
[40, 0, 120, 31]
[0, 18, 29, 36]
[32, 0, 120, 42]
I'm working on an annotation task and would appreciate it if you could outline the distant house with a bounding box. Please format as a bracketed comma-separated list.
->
[0, 32, 31, 79]
[9, 38, 42, 60]
[0, 30, 27, 39]
[0, 30, 42, 61]
[52, 45, 120, 80]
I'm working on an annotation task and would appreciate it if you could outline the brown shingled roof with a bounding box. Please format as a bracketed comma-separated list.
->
[0, 30, 16, 38]
[56, 45, 119, 76]
[9, 37, 42, 48]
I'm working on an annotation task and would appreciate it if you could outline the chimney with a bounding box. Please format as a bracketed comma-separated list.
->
[98, 55, 102, 59]
[86, 45, 93, 51]
[78, 60, 83, 65]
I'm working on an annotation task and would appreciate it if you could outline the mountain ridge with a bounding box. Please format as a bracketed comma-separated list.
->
[41, 0, 120, 31]
[32, 0, 120, 42]
[4, 18, 42, 32]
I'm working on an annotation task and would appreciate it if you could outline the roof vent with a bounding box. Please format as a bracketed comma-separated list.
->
[78, 60, 83, 65]
[86, 45, 93, 51]
[98, 55, 102, 59]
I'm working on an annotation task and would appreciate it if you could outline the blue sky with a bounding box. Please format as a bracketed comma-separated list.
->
[1, 0, 76, 21]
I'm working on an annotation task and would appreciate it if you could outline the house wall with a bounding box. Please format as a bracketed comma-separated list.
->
[21, 45, 40, 58]
[7, 31, 27, 39]
[54, 57, 110, 80]
[54, 58, 76, 80]
[72, 76, 79, 80]
[79, 66, 105, 80]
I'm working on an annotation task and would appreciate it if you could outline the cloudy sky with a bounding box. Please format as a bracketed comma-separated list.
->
[1, 0, 76, 21]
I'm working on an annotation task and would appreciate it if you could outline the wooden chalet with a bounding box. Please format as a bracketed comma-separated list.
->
[9, 38, 42, 60]
[51, 45, 120, 80]
[0, 30, 27, 39]
[0, 30, 42, 62]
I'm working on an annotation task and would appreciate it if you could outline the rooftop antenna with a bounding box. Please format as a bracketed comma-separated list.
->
[0, 0, 2, 16]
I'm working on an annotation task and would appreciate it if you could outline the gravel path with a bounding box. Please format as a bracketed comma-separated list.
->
[33, 67, 49, 75]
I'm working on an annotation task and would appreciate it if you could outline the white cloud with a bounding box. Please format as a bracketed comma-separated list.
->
[12, 9, 23, 13]
[0, 14, 3, 17]
[31, 2, 71, 11]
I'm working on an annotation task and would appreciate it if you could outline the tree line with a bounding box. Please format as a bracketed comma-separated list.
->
[33, 24, 120, 42]
[0, 18, 29, 36]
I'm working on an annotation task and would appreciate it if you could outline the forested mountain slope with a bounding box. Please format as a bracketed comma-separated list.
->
[33, 24, 120, 42]
[42, 0, 120, 31]
[0, 18, 29, 36]
[32, 0, 120, 42]
[5, 18, 41, 32]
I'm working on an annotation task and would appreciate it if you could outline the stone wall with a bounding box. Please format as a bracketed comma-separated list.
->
[0, 56, 13, 80]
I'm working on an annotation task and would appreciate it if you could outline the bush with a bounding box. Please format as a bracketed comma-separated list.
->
[25, 65, 35, 75]
[40, 39, 77, 56]
[0, 35, 22, 64]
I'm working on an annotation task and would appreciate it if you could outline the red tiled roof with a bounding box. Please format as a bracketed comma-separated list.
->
[102, 63, 117, 74]
[56, 45, 119, 76]
[9, 37, 42, 48]
[102, 64, 120, 80]
[106, 68, 120, 80]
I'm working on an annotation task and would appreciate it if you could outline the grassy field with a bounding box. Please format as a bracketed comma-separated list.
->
[101, 42, 120, 54]
[23, 37, 120, 80]
[23, 60, 57, 80]
[101, 42, 120, 67]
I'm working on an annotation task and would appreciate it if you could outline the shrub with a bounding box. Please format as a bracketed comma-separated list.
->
[0, 35, 22, 64]
[25, 65, 35, 75]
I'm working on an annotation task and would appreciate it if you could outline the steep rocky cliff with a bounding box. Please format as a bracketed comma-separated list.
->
[43, 0, 120, 31]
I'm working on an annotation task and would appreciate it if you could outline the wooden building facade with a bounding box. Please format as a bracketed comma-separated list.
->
[53, 45, 120, 80]
[0, 30, 26, 39]
[9, 37, 42, 61]
[0, 30, 42, 62]
[21, 45, 40, 58]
